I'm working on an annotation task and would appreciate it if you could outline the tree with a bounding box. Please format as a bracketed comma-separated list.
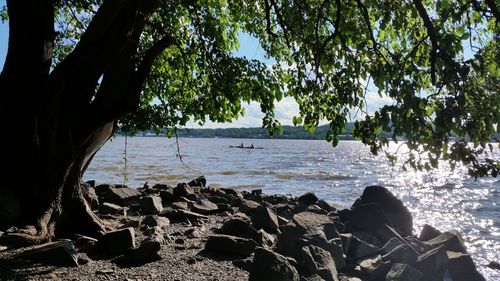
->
[0, 0, 498, 244]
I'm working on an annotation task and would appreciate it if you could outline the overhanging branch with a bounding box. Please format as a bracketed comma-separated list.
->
[412, 0, 439, 85]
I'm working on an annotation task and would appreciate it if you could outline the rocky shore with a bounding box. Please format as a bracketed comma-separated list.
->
[0, 177, 491, 281]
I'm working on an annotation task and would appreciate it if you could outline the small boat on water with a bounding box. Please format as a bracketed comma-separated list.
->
[229, 145, 264, 149]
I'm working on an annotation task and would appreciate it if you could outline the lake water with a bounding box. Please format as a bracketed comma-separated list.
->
[85, 137, 500, 280]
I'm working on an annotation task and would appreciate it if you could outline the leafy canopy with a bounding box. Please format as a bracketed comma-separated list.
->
[4, 0, 499, 176]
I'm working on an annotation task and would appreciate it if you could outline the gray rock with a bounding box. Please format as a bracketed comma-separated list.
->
[346, 203, 396, 242]
[290, 212, 333, 235]
[252, 206, 280, 233]
[96, 227, 135, 257]
[487, 261, 500, 271]
[191, 199, 219, 214]
[351, 186, 413, 236]
[249, 247, 300, 281]
[447, 251, 486, 281]
[418, 224, 441, 241]
[257, 229, 276, 248]
[205, 234, 257, 256]
[298, 192, 319, 206]
[358, 255, 382, 275]
[347, 235, 380, 261]
[139, 195, 163, 214]
[339, 233, 352, 255]
[18, 239, 78, 267]
[316, 200, 336, 212]
[380, 237, 403, 255]
[171, 201, 188, 210]
[382, 244, 418, 265]
[414, 245, 448, 280]
[99, 202, 126, 216]
[386, 263, 425, 281]
[104, 187, 142, 206]
[370, 260, 392, 281]
[74, 234, 98, 252]
[352, 231, 382, 248]
[238, 199, 261, 214]
[187, 176, 206, 187]
[423, 230, 467, 253]
[142, 215, 170, 228]
[173, 183, 194, 197]
[218, 218, 259, 241]
[159, 189, 175, 202]
[308, 245, 339, 281]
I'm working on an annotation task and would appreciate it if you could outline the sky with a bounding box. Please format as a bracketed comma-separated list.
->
[0, 1, 390, 129]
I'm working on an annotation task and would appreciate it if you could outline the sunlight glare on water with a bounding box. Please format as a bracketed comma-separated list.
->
[85, 137, 500, 280]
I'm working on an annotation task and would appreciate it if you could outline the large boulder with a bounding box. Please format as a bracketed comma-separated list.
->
[187, 176, 206, 187]
[347, 235, 380, 262]
[418, 224, 442, 241]
[447, 251, 486, 281]
[249, 247, 300, 281]
[205, 234, 257, 257]
[344, 203, 397, 242]
[414, 245, 448, 280]
[351, 186, 413, 236]
[252, 206, 280, 233]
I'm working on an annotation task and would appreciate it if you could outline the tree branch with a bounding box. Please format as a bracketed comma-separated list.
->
[263, 0, 278, 38]
[354, 0, 388, 64]
[484, 0, 500, 22]
[412, 0, 439, 85]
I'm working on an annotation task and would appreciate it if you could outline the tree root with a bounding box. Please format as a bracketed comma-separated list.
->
[0, 194, 105, 248]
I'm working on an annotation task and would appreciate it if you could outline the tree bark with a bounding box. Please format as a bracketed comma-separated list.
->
[0, 0, 164, 245]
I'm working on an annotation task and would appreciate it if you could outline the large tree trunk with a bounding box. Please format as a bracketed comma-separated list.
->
[0, 0, 164, 245]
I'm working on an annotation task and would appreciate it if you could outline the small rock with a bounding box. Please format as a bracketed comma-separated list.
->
[139, 195, 163, 214]
[382, 244, 418, 265]
[257, 229, 275, 248]
[171, 201, 188, 210]
[487, 261, 500, 271]
[17, 239, 78, 267]
[380, 237, 403, 254]
[347, 235, 380, 261]
[95, 227, 135, 257]
[238, 199, 261, 214]
[233, 257, 253, 272]
[99, 202, 126, 216]
[415, 245, 448, 280]
[173, 183, 194, 197]
[142, 215, 170, 228]
[160, 189, 175, 202]
[81, 182, 99, 210]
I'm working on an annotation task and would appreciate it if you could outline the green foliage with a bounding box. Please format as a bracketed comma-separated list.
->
[6, 0, 499, 176]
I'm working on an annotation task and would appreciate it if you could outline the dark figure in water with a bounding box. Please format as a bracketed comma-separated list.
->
[239, 142, 244, 148]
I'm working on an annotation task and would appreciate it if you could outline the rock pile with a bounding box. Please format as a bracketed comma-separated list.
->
[0, 179, 488, 281]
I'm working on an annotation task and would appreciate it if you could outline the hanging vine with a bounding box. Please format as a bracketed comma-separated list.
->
[123, 134, 128, 185]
